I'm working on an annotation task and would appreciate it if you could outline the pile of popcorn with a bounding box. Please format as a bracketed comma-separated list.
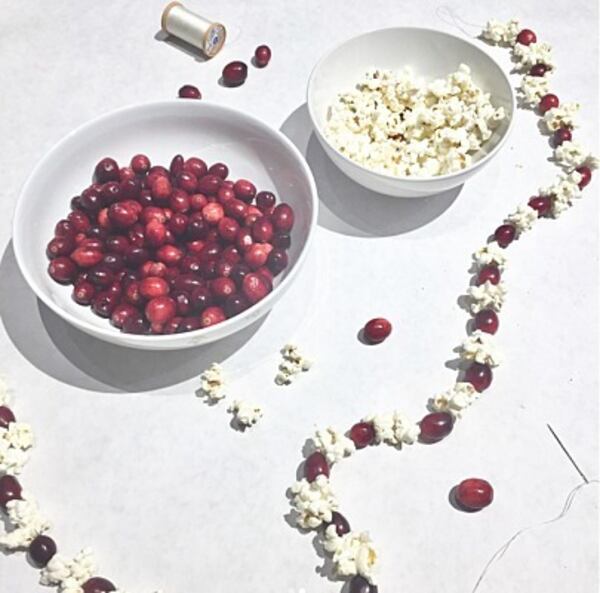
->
[324, 64, 506, 177]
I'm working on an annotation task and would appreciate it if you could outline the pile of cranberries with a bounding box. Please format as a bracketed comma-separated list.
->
[46, 155, 294, 335]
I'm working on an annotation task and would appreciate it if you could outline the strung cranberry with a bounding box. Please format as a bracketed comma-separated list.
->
[349, 575, 378, 593]
[163, 316, 182, 334]
[110, 303, 139, 329]
[455, 478, 494, 511]
[151, 176, 172, 202]
[177, 316, 203, 333]
[119, 177, 141, 200]
[477, 265, 501, 285]
[233, 179, 256, 203]
[68, 210, 92, 233]
[91, 290, 119, 317]
[173, 273, 205, 293]
[224, 293, 249, 317]
[256, 190, 276, 211]
[122, 313, 149, 334]
[145, 295, 176, 326]
[326, 511, 350, 537]
[82, 577, 116, 593]
[100, 181, 122, 205]
[95, 157, 120, 183]
[304, 451, 329, 482]
[474, 309, 499, 335]
[576, 165, 592, 188]
[200, 305, 226, 327]
[0, 406, 16, 429]
[156, 244, 183, 266]
[28, 534, 57, 567]
[105, 235, 129, 254]
[539, 93, 559, 114]
[230, 263, 251, 288]
[271, 203, 294, 232]
[202, 202, 225, 225]
[47, 236, 75, 259]
[494, 224, 516, 248]
[208, 162, 229, 179]
[222, 61, 248, 86]
[87, 265, 114, 288]
[529, 63, 549, 77]
[71, 248, 104, 270]
[267, 248, 288, 276]
[48, 257, 77, 284]
[210, 277, 236, 301]
[528, 195, 552, 217]
[553, 127, 572, 146]
[363, 317, 392, 344]
[0, 475, 22, 510]
[184, 157, 208, 179]
[80, 187, 103, 211]
[198, 174, 221, 195]
[190, 285, 213, 312]
[140, 276, 169, 299]
[254, 44, 271, 67]
[465, 362, 493, 392]
[72, 280, 96, 305]
[221, 245, 241, 265]
[125, 246, 150, 267]
[350, 422, 376, 449]
[420, 412, 454, 443]
[516, 28, 536, 45]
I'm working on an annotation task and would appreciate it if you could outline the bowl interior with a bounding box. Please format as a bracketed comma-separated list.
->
[308, 27, 514, 173]
[14, 101, 315, 340]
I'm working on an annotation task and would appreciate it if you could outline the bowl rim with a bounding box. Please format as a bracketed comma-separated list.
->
[306, 25, 516, 183]
[12, 99, 319, 346]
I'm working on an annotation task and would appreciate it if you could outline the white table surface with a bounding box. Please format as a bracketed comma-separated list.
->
[0, 1, 598, 592]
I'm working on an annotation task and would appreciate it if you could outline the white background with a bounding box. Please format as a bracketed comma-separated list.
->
[0, 1, 598, 592]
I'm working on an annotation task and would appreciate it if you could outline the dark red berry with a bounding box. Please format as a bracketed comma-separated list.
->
[553, 127, 572, 147]
[95, 158, 120, 183]
[465, 362, 493, 392]
[529, 63, 549, 77]
[82, 577, 116, 593]
[178, 85, 201, 99]
[350, 422, 376, 449]
[455, 478, 494, 511]
[474, 309, 499, 335]
[0, 475, 22, 510]
[304, 452, 329, 482]
[477, 265, 501, 285]
[539, 93, 559, 114]
[528, 195, 552, 217]
[516, 29, 536, 46]
[494, 224, 516, 248]
[363, 318, 392, 344]
[349, 575, 378, 593]
[326, 511, 350, 536]
[254, 45, 271, 67]
[48, 257, 77, 284]
[419, 412, 454, 443]
[29, 535, 57, 567]
[0, 406, 16, 428]
[576, 166, 592, 188]
[222, 61, 248, 86]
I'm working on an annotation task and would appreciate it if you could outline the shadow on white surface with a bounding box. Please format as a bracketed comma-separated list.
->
[280, 104, 463, 237]
[153, 30, 209, 63]
[0, 242, 266, 393]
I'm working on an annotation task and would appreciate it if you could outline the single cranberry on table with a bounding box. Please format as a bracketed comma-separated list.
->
[349, 422, 375, 449]
[465, 362, 493, 392]
[419, 412, 454, 443]
[474, 309, 499, 334]
[254, 44, 272, 67]
[349, 575, 378, 593]
[538, 93, 559, 114]
[326, 511, 350, 537]
[455, 478, 494, 511]
[0, 406, 16, 428]
[576, 165, 592, 188]
[222, 61, 248, 86]
[363, 317, 392, 344]
[178, 84, 201, 99]
[0, 475, 22, 510]
[494, 224, 516, 248]
[304, 451, 329, 482]
[82, 577, 116, 593]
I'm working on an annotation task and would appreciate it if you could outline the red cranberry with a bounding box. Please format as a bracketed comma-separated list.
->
[123, 281, 143, 306]
[208, 163, 229, 179]
[173, 274, 205, 293]
[254, 45, 271, 67]
[256, 191, 276, 211]
[108, 202, 138, 228]
[131, 154, 151, 174]
[0, 406, 16, 428]
[184, 157, 208, 178]
[235, 228, 253, 253]
[119, 177, 141, 199]
[465, 362, 493, 392]
[477, 265, 500, 285]
[145, 296, 176, 326]
[216, 217, 239, 242]
[176, 172, 198, 194]
[271, 203, 294, 232]
[474, 309, 499, 335]
[267, 248, 288, 276]
[210, 277, 236, 301]
[54, 219, 75, 238]
[198, 174, 221, 195]
[152, 176, 172, 202]
[145, 220, 167, 247]
[100, 182, 122, 205]
[224, 293, 250, 317]
[128, 224, 145, 247]
[349, 575, 378, 593]
[140, 276, 169, 299]
[539, 93, 559, 114]
[48, 257, 77, 284]
[28, 535, 57, 567]
[273, 232, 291, 249]
[156, 244, 183, 266]
[170, 190, 191, 214]
[363, 318, 392, 344]
[0, 475, 22, 510]
[178, 84, 201, 99]
[82, 577, 116, 593]
[141, 207, 167, 224]
[420, 412, 454, 443]
[529, 63, 549, 77]
[222, 61, 248, 86]
[326, 511, 350, 537]
[170, 154, 184, 177]
[110, 303, 139, 329]
[187, 212, 208, 239]
[456, 478, 494, 511]
[190, 286, 213, 311]
[120, 166, 136, 182]
[217, 186, 236, 203]
[122, 313, 149, 334]
[251, 218, 274, 243]
[163, 316, 182, 334]
[516, 29, 536, 45]
[95, 158, 120, 183]
[102, 254, 125, 271]
[47, 236, 75, 259]
[202, 202, 225, 225]
[221, 245, 241, 264]
[304, 451, 329, 482]
[125, 246, 150, 267]
[350, 422, 375, 449]
[68, 210, 92, 233]
[256, 266, 273, 286]
[494, 224, 516, 248]
[80, 187, 103, 211]
[553, 127, 572, 146]
[91, 290, 119, 317]
[171, 290, 192, 316]
[200, 305, 226, 327]
[576, 166, 592, 188]
[73, 280, 96, 305]
[177, 317, 203, 333]
[230, 263, 251, 288]
[233, 179, 256, 203]
[87, 265, 114, 288]
[244, 243, 272, 269]
[169, 213, 189, 236]
[87, 225, 109, 241]
[528, 195, 552, 217]
[242, 272, 271, 304]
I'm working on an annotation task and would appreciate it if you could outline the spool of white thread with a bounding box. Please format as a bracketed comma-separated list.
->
[161, 2, 226, 58]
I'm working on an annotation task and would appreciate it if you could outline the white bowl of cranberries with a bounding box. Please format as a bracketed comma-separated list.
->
[13, 101, 318, 350]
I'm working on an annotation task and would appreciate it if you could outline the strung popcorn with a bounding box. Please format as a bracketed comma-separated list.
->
[519, 75, 550, 105]
[312, 427, 355, 465]
[362, 412, 419, 447]
[482, 18, 521, 45]
[468, 281, 507, 313]
[323, 525, 378, 581]
[228, 400, 263, 429]
[554, 141, 596, 170]
[197, 363, 226, 403]
[40, 548, 96, 592]
[429, 383, 479, 418]
[290, 475, 338, 530]
[473, 242, 507, 269]
[0, 421, 34, 475]
[460, 331, 502, 367]
[543, 102, 580, 132]
[507, 204, 538, 233]
[513, 42, 554, 69]
[0, 493, 51, 550]
[275, 344, 312, 385]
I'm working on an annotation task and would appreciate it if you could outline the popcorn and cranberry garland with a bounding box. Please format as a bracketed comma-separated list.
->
[1, 20, 598, 593]
[289, 21, 597, 593]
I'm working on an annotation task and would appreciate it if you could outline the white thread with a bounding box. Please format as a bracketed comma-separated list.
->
[435, 5, 484, 38]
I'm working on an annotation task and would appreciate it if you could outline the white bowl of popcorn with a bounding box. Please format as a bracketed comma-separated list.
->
[307, 27, 515, 197]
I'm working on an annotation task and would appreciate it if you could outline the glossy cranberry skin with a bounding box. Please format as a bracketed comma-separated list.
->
[456, 478, 494, 511]
[465, 362, 493, 392]
[273, 232, 291, 249]
[349, 575, 378, 593]
[208, 162, 229, 179]
[48, 257, 77, 284]
[177, 316, 203, 333]
[233, 179, 256, 203]
[272, 203, 294, 232]
[151, 176, 172, 202]
[224, 293, 249, 317]
[28, 534, 57, 567]
[216, 217, 239, 242]
[87, 265, 114, 288]
[105, 235, 129, 254]
[140, 276, 169, 299]
[494, 224, 516, 248]
[304, 452, 329, 482]
[363, 318, 392, 344]
[145, 296, 176, 326]
[474, 309, 499, 335]
[91, 291, 119, 317]
[169, 155, 184, 178]
[325, 511, 350, 537]
[184, 157, 208, 179]
[516, 29, 536, 45]
[539, 93, 559, 114]
[230, 263, 251, 288]
[244, 243, 272, 269]
[95, 158, 120, 183]
[198, 174, 221, 195]
[130, 153, 150, 174]
[174, 172, 196, 194]
[222, 61, 248, 86]
[267, 248, 288, 276]
[173, 273, 205, 293]
[529, 63, 549, 77]
[0, 406, 16, 429]
[121, 313, 148, 334]
[190, 286, 213, 312]
[68, 210, 92, 233]
[254, 44, 271, 67]
[47, 236, 75, 259]
[0, 475, 23, 510]
[125, 246, 150, 267]
[119, 177, 141, 199]
[168, 212, 189, 236]
[528, 195, 552, 217]
[576, 166, 592, 188]
[108, 202, 138, 228]
[202, 202, 225, 225]
[210, 277, 236, 301]
[178, 84, 201, 99]
[243, 272, 271, 304]
[82, 577, 116, 593]
[221, 245, 241, 265]
[200, 305, 226, 327]
[350, 422, 375, 449]
[110, 303, 139, 329]
[477, 265, 501, 286]
[419, 412, 454, 443]
[73, 280, 96, 305]
[187, 212, 208, 240]
[80, 187, 103, 211]
[553, 127, 572, 146]
[251, 218, 273, 243]
[170, 290, 191, 316]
